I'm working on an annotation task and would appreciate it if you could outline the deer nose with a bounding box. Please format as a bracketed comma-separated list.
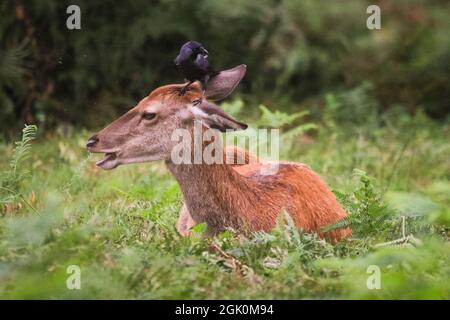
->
[86, 136, 99, 148]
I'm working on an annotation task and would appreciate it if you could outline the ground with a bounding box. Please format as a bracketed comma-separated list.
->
[0, 108, 449, 299]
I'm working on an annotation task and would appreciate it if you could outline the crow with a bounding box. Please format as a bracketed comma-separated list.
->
[175, 41, 215, 105]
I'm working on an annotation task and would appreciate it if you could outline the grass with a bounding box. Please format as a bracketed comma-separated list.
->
[0, 105, 449, 299]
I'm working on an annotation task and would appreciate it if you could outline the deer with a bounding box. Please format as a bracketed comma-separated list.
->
[86, 65, 351, 241]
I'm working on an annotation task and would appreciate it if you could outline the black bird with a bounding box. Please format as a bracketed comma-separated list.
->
[175, 41, 215, 105]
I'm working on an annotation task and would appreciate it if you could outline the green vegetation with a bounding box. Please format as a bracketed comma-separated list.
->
[1, 0, 449, 300]
[0, 103, 448, 299]
[1, 0, 450, 135]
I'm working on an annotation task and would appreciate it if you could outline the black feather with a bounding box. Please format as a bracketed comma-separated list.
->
[175, 41, 216, 103]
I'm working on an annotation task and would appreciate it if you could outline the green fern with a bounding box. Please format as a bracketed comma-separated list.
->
[1, 124, 38, 213]
[255, 105, 317, 152]
[321, 217, 351, 233]
[322, 170, 393, 239]
[10, 124, 37, 177]
[0, 40, 30, 82]
[257, 105, 310, 128]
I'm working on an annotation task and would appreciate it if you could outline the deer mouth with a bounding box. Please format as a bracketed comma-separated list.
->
[96, 152, 118, 170]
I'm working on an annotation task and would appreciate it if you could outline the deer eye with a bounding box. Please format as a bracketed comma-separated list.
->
[142, 112, 157, 121]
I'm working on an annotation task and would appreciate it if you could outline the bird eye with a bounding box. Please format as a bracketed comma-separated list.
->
[143, 112, 157, 121]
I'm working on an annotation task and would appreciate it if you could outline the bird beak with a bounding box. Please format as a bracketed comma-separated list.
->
[201, 48, 209, 54]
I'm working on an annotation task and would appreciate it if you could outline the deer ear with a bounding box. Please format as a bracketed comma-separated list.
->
[191, 103, 248, 132]
[205, 64, 247, 101]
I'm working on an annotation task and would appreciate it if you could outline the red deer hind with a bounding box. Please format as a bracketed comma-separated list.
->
[86, 65, 351, 241]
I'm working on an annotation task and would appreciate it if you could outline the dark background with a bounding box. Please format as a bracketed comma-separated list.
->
[0, 0, 449, 137]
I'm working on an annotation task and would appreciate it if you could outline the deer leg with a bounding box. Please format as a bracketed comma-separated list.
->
[176, 203, 197, 236]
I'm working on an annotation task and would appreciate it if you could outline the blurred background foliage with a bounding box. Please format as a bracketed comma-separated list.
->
[0, 0, 449, 137]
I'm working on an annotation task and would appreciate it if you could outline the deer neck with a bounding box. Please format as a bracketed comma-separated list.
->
[166, 160, 257, 231]
[165, 125, 258, 231]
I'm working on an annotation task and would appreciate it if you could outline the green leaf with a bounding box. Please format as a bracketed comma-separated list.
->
[192, 222, 207, 234]
[257, 105, 309, 128]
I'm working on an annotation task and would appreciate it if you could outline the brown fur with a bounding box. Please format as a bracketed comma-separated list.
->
[168, 141, 351, 241]
[176, 146, 257, 235]
[89, 82, 351, 242]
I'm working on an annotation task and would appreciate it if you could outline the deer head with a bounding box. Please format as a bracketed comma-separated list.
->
[86, 65, 247, 170]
